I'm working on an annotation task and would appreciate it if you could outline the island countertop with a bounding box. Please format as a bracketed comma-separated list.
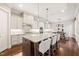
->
[23, 33, 54, 43]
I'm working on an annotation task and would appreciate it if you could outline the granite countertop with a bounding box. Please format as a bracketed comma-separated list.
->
[23, 33, 54, 43]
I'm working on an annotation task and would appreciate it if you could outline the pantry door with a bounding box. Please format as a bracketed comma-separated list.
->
[0, 8, 8, 52]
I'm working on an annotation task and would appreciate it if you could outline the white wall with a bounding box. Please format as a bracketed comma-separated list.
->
[63, 20, 75, 37]
[50, 19, 75, 37]
[75, 13, 79, 46]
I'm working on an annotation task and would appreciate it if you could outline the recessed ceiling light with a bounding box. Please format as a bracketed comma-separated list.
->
[18, 4, 23, 8]
[61, 10, 64, 13]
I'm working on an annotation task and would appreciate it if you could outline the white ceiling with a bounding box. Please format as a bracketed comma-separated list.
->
[5, 3, 78, 22]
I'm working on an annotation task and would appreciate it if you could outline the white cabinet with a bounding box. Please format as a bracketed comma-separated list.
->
[32, 20, 38, 29]
[23, 13, 35, 32]
[45, 22, 51, 29]
[17, 16, 23, 29]
[11, 14, 18, 29]
[32, 19, 44, 29]
[11, 14, 23, 29]
[23, 13, 34, 25]
[11, 13, 23, 45]
[0, 8, 9, 52]
[38, 21, 44, 29]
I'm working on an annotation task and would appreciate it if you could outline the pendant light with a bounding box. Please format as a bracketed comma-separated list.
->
[30, 3, 40, 33]
[45, 8, 50, 32]
[46, 8, 48, 22]
[46, 8, 49, 29]
[37, 3, 40, 21]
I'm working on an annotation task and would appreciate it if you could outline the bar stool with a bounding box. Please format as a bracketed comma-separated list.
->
[51, 34, 60, 55]
[39, 38, 51, 56]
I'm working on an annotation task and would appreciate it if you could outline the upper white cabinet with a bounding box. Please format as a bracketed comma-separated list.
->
[40, 21, 45, 28]
[45, 22, 51, 29]
[11, 13, 23, 29]
[32, 17, 45, 29]
[17, 16, 23, 29]
[11, 14, 18, 29]
[32, 20, 38, 29]
[23, 13, 35, 32]
[23, 13, 34, 25]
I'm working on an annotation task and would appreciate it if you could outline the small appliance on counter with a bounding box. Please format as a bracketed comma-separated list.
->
[40, 27, 43, 34]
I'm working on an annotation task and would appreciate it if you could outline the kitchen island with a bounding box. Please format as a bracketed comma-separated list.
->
[22, 33, 54, 56]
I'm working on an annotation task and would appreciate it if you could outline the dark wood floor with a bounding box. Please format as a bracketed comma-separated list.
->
[0, 44, 22, 56]
[0, 37, 79, 56]
[54, 37, 79, 56]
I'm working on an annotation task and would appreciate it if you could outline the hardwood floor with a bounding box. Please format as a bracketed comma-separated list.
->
[0, 44, 22, 56]
[0, 37, 79, 56]
[52, 37, 79, 56]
